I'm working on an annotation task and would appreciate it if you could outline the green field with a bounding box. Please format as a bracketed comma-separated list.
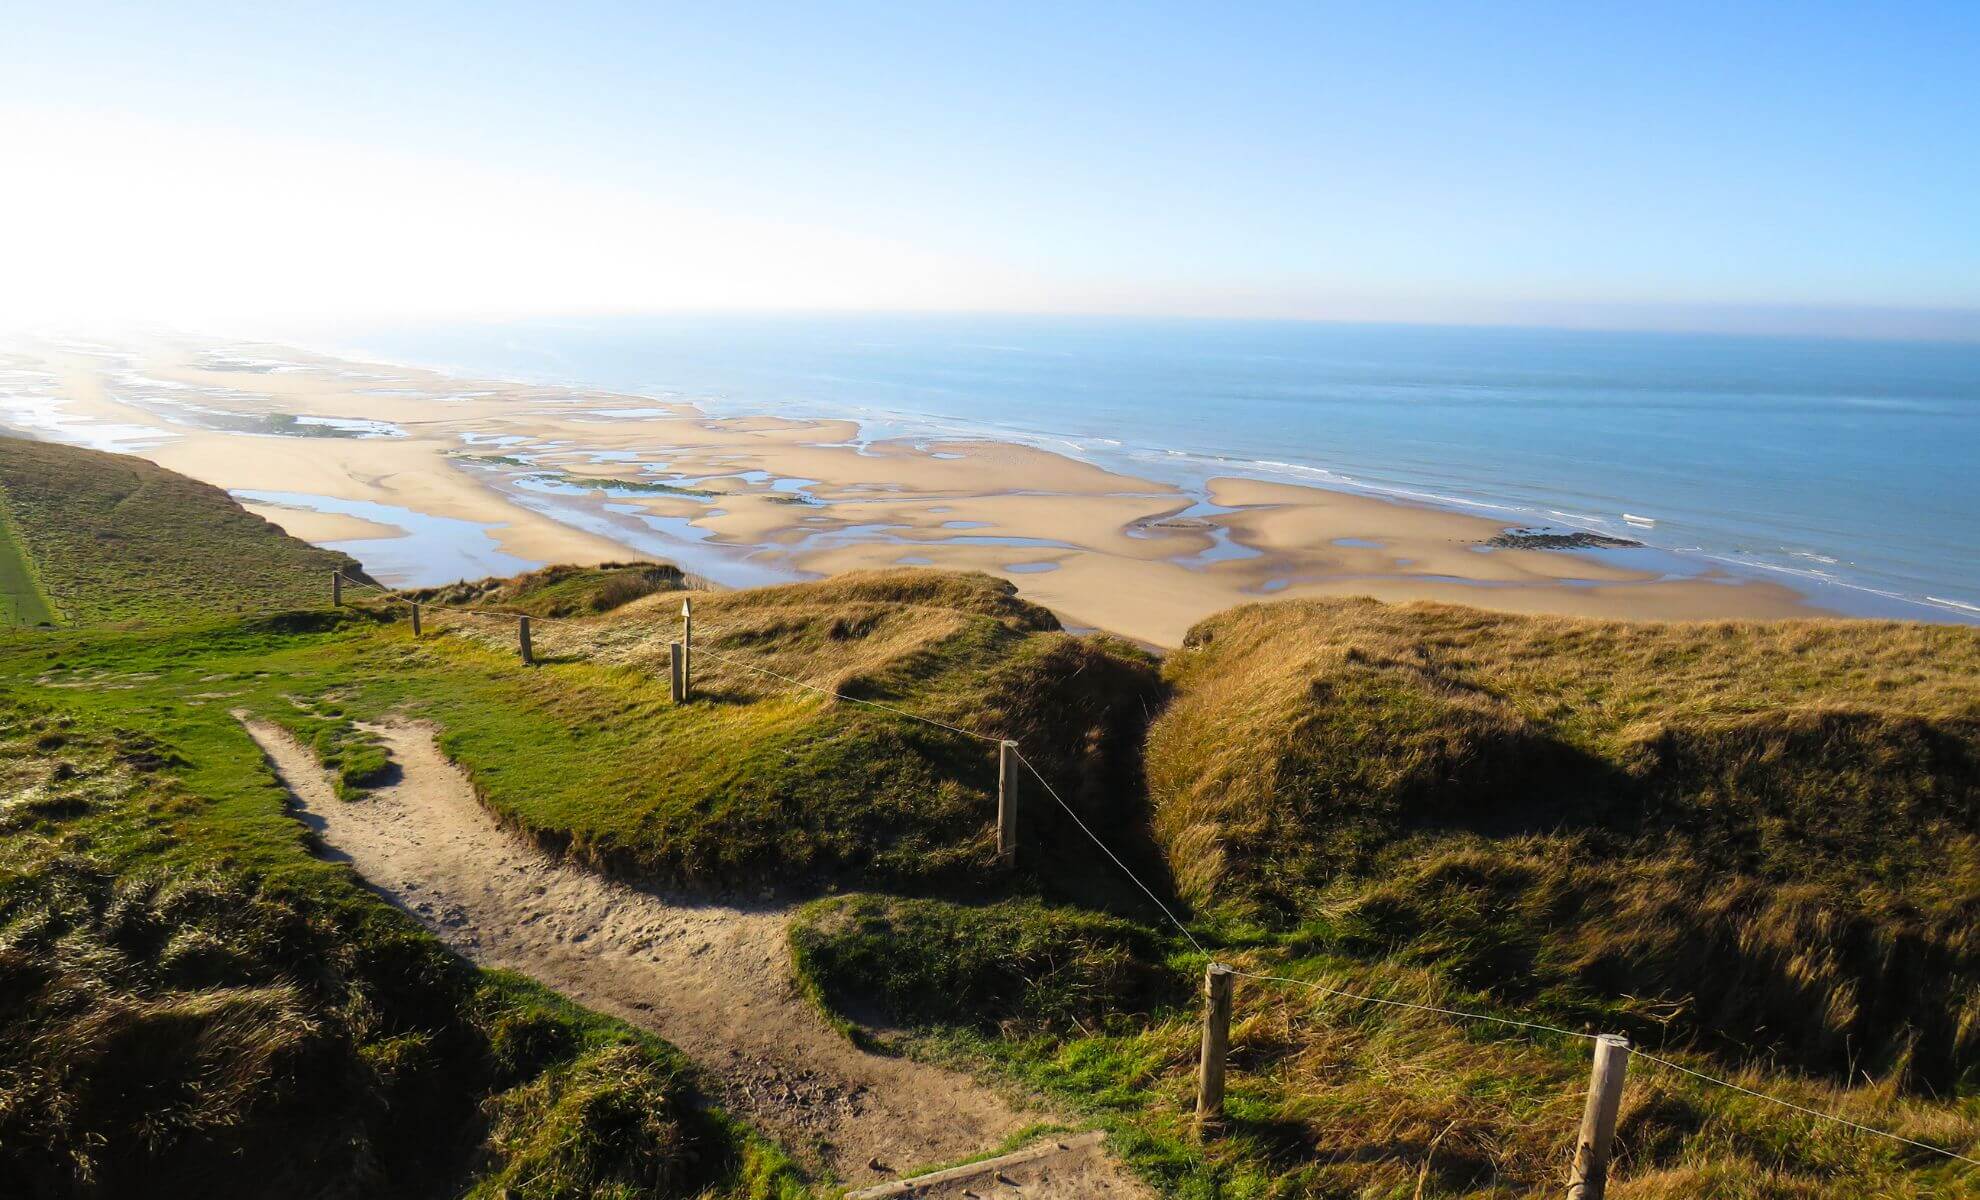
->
[0, 479, 57, 629]
[0, 490, 57, 626]
[0, 439, 813, 1198]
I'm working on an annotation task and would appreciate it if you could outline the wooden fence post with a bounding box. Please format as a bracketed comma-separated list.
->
[1195, 963, 1234, 1134]
[1567, 1034, 1631, 1199]
[670, 641, 686, 703]
[518, 615, 533, 665]
[331, 572, 342, 606]
[997, 740, 1018, 864]
[409, 602, 421, 637]
[681, 597, 692, 697]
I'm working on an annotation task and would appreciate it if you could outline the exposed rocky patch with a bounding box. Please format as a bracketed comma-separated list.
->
[1485, 527, 1642, 551]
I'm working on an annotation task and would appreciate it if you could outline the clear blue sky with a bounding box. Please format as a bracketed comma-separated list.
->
[4, 1, 1977, 335]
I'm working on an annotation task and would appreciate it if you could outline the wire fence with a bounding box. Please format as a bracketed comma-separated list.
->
[1, 567, 397, 634]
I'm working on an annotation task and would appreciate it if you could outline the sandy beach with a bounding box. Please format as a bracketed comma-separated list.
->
[0, 334, 1828, 645]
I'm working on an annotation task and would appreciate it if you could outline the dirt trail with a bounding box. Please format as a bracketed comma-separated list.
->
[241, 715, 1149, 1197]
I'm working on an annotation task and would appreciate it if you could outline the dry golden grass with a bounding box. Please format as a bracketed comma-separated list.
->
[1148, 598, 1980, 1089]
[576, 568, 1059, 694]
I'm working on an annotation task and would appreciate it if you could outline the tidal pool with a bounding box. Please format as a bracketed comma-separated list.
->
[231, 490, 537, 586]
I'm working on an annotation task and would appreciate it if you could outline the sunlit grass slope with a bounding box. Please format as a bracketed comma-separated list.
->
[1146, 598, 1980, 1087]
[0, 435, 362, 625]
[404, 568, 1164, 887]
[792, 888, 1980, 1198]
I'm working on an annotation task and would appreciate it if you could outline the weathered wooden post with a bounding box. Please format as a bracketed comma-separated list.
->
[1195, 963, 1235, 1134]
[409, 602, 421, 637]
[670, 641, 686, 703]
[518, 615, 533, 665]
[681, 597, 693, 697]
[331, 571, 343, 606]
[997, 740, 1018, 864]
[1567, 1034, 1631, 1199]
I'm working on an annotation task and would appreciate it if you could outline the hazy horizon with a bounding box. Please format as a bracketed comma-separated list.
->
[52, 304, 1980, 351]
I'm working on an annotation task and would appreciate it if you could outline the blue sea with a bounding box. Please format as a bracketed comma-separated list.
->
[324, 315, 1980, 621]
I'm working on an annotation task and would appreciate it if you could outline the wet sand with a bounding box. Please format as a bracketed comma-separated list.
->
[0, 334, 1828, 646]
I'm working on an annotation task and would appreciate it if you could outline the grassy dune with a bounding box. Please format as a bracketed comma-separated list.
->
[1145, 599, 1980, 1088]
[0, 446, 807, 1198]
[14, 580, 1980, 1197]
[403, 568, 1162, 888]
[790, 599, 1980, 1198]
[0, 435, 363, 625]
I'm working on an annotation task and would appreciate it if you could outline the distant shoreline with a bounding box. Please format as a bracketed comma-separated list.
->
[291, 315, 1980, 624]
[12, 330, 1960, 645]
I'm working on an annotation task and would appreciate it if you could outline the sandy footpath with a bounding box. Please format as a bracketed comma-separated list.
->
[240, 714, 1149, 1198]
[5, 334, 1829, 645]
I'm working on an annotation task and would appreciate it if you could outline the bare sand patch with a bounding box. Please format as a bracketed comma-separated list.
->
[240, 502, 405, 543]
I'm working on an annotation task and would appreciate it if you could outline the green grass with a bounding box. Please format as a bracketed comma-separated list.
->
[0, 628, 810, 1200]
[790, 894, 1183, 1033]
[0, 489, 57, 626]
[0, 435, 362, 625]
[781, 598, 1980, 1199]
[467, 973, 808, 1200]
[12, 590, 1979, 1198]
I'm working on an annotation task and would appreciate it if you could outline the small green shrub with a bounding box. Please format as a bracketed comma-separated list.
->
[790, 894, 1183, 1033]
[301, 719, 393, 800]
[407, 561, 685, 618]
[469, 1045, 694, 1200]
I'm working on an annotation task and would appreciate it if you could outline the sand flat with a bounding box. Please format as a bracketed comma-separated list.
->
[6, 333, 1830, 643]
[239, 502, 406, 543]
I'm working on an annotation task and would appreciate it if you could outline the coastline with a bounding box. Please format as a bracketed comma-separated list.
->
[0, 332, 1873, 646]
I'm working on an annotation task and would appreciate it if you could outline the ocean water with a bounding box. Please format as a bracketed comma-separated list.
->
[326, 315, 1980, 620]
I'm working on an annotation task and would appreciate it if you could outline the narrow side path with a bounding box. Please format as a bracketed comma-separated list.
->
[239, 714, 1149, 1197]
